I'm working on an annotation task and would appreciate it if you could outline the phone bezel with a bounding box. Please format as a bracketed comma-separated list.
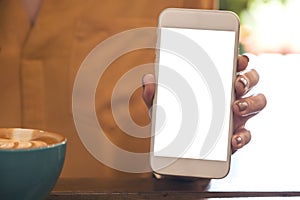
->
[150, 8, 240, 179]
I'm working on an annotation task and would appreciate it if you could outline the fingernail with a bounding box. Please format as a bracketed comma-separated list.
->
[236, 136, 243, 145]
[238, 101, 248, 112]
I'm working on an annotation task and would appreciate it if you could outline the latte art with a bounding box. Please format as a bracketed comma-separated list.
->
[0, 128, 65, 149]
[0, 139, 48, 149]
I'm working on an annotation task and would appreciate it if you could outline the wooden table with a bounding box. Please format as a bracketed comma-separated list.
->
[48, 175, 300, 199]
[48, 54, 300, 199]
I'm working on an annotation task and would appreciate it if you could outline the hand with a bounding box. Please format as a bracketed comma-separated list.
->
[231, 55, 267, 152]
[142, 55, 267, 153]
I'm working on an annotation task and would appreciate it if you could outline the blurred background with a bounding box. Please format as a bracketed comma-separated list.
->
[220, 0, 300, 54]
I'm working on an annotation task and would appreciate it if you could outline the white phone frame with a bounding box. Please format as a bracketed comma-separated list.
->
[150, 8, 240, 179]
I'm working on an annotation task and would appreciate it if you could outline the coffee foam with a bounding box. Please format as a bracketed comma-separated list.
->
[0, 129, 65, 150]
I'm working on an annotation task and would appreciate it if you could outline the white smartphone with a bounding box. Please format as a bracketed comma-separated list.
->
[150, 8, 240, 179]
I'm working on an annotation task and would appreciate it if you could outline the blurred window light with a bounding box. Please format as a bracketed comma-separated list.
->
[220, 0, 300, 54]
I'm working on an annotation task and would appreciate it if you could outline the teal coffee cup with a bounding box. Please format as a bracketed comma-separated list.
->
[0, 128, 67, 200]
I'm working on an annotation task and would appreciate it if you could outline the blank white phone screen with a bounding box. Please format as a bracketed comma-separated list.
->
[153, 27, 236, 161]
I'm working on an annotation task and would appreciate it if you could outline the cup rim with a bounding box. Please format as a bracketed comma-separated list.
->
[0, 128, 67, 152]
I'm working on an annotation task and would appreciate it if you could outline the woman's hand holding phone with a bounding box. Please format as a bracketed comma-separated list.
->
[142, 55, 267, 153]
[144, 8, 267, 179]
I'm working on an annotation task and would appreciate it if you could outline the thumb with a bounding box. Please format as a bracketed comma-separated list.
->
[142, 74, 156, 109]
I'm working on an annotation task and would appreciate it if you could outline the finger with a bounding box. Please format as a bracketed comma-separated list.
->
[237, 55, 249, 72]
[235, 69, 259, 97]
[232, 93, 267, 118]
[231, 128, 251, 152]
[142, 74, 156, 109]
